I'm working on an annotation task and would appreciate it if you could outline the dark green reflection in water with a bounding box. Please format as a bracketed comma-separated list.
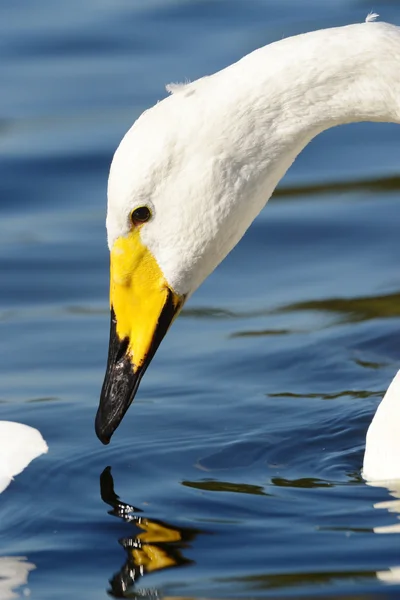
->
[229, 329, 292, 338]
[271, 477, 334, 489]
[182, 479, 268, 496]
[354, 359, 388, 370]
[278, 292, 400, 324]
[268, 390, 383, 400]
[272, 473, 365, 488]
[181, 307, 237, 320]
[100, 468, 200, 598]
[274, 174, 400, 200]
[182, 292, 400, 328]
[223, 569, 377, 592]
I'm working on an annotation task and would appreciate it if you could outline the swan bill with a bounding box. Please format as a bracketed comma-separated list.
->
[96, 291, 182, 444]
[96, 232, 184, 444]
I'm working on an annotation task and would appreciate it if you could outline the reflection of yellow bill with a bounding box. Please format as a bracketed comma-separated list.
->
[132, 546, 176, 573]
[137, 519, 182, 544]
[130, 518, 183, 572]
[100, 467, 198, 595]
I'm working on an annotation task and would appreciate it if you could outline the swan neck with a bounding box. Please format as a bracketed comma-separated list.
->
[271, 23, 400, 140]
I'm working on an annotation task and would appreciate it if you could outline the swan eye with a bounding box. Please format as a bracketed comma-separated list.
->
[131, 206, 151, 225]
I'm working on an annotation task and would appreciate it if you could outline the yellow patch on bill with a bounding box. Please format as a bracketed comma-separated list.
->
[110, 229, 170, 370]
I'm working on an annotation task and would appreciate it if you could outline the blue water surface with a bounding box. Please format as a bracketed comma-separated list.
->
[1, 1, 400, 598]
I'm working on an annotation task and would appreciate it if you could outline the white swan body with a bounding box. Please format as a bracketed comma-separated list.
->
[363, 371, 400, 482]
[97, 19, 400, 442]
[0, 422, 47, 494]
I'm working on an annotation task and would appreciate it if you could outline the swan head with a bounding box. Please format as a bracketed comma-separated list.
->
[95, 97, 243, 443]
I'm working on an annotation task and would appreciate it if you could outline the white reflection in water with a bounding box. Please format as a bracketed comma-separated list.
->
[373, 484, 400, 535]
[0, 557, 35, 600]
[367, 480, 400, 583]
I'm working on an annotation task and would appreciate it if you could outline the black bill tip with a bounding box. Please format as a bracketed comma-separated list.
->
[95, 353, 142, 445]
[95, 321, 143, 444]
[95, 307, 140, 444]
[96, 292, 182, 444]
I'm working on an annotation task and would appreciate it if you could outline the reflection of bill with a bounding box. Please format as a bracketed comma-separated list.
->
[0, 556, 35, 600]
[100, 467, 200, 598]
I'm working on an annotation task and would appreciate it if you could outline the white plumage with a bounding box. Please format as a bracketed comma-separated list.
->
[0, 422, 47, 494]
[363, 371, 400, 482]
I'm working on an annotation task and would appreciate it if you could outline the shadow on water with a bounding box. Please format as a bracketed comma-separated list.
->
[100, 468, 200, 598]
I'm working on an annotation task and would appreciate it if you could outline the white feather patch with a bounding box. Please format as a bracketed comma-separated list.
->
[166, 81, 190, 94]
[0, 422, 48, 494]
[365, 12, 379, 23]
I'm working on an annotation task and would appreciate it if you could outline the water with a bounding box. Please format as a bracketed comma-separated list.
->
[1, 0, 400, 598]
